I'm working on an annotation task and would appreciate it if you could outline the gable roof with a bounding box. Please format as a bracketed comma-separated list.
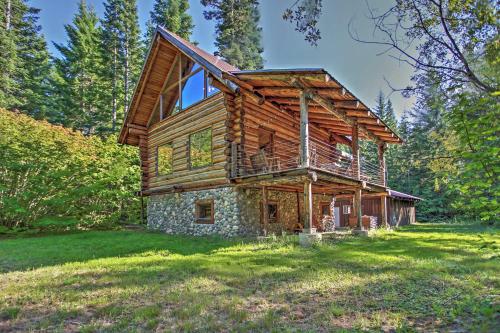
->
[119, 26, 402, 146]
[119, 27, 237, 145]
[157, 28, 239, 74]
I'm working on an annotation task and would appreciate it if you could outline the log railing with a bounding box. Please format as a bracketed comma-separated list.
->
[231, 139, 385, 186]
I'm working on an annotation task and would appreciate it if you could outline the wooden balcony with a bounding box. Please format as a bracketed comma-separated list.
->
[230, 139, 386, 187]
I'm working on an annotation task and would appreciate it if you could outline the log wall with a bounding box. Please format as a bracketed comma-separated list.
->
[144, 93, 230, 193]
[238, 96, 331, 173]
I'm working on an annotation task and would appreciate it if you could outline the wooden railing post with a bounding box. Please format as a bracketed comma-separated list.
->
[299, 90, 310, 168]
[351, 120, 360, 180]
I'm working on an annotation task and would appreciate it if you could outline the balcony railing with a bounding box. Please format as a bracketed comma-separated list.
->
[231, 139, 385, 187]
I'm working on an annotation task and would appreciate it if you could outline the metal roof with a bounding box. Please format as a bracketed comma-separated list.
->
[388, 190, 422, 201]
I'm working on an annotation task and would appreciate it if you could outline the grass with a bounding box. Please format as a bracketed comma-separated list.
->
[0, 223, 498, 332]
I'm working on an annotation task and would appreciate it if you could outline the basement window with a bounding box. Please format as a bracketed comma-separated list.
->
[320, 202, 331, 217]
[261, 202, 278, 223]
[195, 200, 214, 224]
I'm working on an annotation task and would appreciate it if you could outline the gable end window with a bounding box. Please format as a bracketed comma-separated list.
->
[157, 143, 173, 176]
[195, 200, 214, 224]
[159, 56, 221, 119]
[189, 128, 212, 169]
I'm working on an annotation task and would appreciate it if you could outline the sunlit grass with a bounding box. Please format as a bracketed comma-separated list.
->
[0, 223, 498, 332]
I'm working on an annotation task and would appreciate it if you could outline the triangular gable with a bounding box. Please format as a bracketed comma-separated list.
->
[119, 26, 237, 145]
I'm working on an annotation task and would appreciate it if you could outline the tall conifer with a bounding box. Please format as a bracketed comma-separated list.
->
[100, 0, 141, 132]
[201, 0, 263, 69]
[52, 0, 105, 134]
[0, 0, 50, 117]
[145, 0, 193, 42]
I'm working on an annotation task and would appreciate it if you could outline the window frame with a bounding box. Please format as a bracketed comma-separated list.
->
[342, 205, 351, 215]
[156, 143, 174, 176]
[261, 201, 279, 224]
[159, 55, 221, 120]
[188, 127, 213, 170]
[320, 202, 331, 218]
[195, 199, 214, 224]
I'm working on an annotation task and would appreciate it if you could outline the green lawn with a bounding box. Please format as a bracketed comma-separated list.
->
[0, 224, 498, 332]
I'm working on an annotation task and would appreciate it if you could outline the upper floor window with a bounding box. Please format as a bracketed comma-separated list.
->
[189, 128, 212, 169]
[157, 143, 173, 176]
[161, 56, 220, 118]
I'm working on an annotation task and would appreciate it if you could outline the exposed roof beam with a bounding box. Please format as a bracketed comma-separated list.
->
[291, 78, 383, 144]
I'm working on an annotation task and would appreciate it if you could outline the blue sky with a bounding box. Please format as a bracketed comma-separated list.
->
[31, 0, 415, 117]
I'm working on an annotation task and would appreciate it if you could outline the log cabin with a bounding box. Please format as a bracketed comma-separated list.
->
[119, 27, 420, 239]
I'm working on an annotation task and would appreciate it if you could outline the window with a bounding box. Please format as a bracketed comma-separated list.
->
[157, 144, 173, 175]
[160, 56, 221, 119]
[261, 202, 278, 223]
[195, 200, 214, 224]
[189, 128, 212, 168]
[342, 205, 351, 215]
[182, 64, 205, 109]
[320, 202, 331, 217]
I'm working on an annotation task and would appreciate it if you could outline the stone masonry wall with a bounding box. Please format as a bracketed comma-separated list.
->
[148, 187, 260, 237]
[148, 186, 337, 237]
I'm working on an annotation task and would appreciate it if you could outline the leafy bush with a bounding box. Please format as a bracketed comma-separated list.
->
[0, 109, 141, 229]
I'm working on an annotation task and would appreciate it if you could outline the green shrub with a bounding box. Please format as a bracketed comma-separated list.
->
[0, 109, 141, 229]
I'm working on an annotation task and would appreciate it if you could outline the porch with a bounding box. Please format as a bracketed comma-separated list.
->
[225, 73, 400, 240]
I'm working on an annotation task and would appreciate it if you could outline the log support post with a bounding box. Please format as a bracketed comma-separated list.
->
[378, 143, 387, 186]
[299, 178, 322, 246]
[354, 188, 363, 230]
[302, 179, 313, 232]
[299, 90, 310, 168]
[380, 195, 388, 228]
[262, 186, 269, 236]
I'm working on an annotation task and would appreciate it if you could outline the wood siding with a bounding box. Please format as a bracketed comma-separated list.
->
[334, 196, 415, 227]
[144, 93, 230, 193]
[388, 198, 416, 226]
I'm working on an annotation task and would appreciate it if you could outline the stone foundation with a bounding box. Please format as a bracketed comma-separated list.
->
[147, 186, 336, 237]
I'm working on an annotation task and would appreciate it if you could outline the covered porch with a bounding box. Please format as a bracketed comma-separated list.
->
[224, 69, 401, 240]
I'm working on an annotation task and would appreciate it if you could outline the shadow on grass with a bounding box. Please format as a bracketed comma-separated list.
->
[1, 223, 498, 331]
[0, 230, 240, 273]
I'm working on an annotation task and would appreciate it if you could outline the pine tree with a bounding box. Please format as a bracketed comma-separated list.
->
[384, 99, 397, 131]
[374, 91, 386, 120]
[145, 0, 193, 42]
[201, 0, 264, 70]
[119, 0, 141, 116]
[0, 0, 20, 108]
[101, 0, 122, 132]
[99, 0, 141, 133]
[0, 0, 51, 117]
[52, 0, 105, 134]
